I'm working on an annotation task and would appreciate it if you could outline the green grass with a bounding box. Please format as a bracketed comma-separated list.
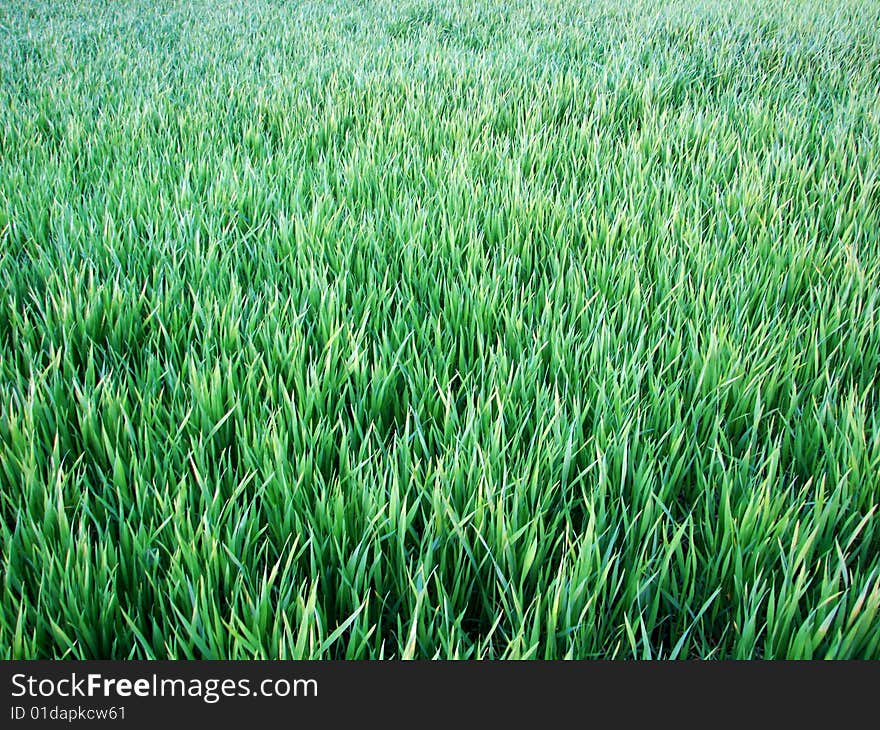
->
[1, 0, 879, 659]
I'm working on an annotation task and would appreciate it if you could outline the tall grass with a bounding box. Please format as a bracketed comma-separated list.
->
[1, 0, 879, 658]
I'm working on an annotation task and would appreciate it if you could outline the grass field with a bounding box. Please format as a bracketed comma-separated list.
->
[1, 0, 879, 659]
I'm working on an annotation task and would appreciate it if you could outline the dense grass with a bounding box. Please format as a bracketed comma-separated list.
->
[1, 0, 879, 659]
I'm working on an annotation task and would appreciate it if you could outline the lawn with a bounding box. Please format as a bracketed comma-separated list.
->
[1, 0, 879, 658]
